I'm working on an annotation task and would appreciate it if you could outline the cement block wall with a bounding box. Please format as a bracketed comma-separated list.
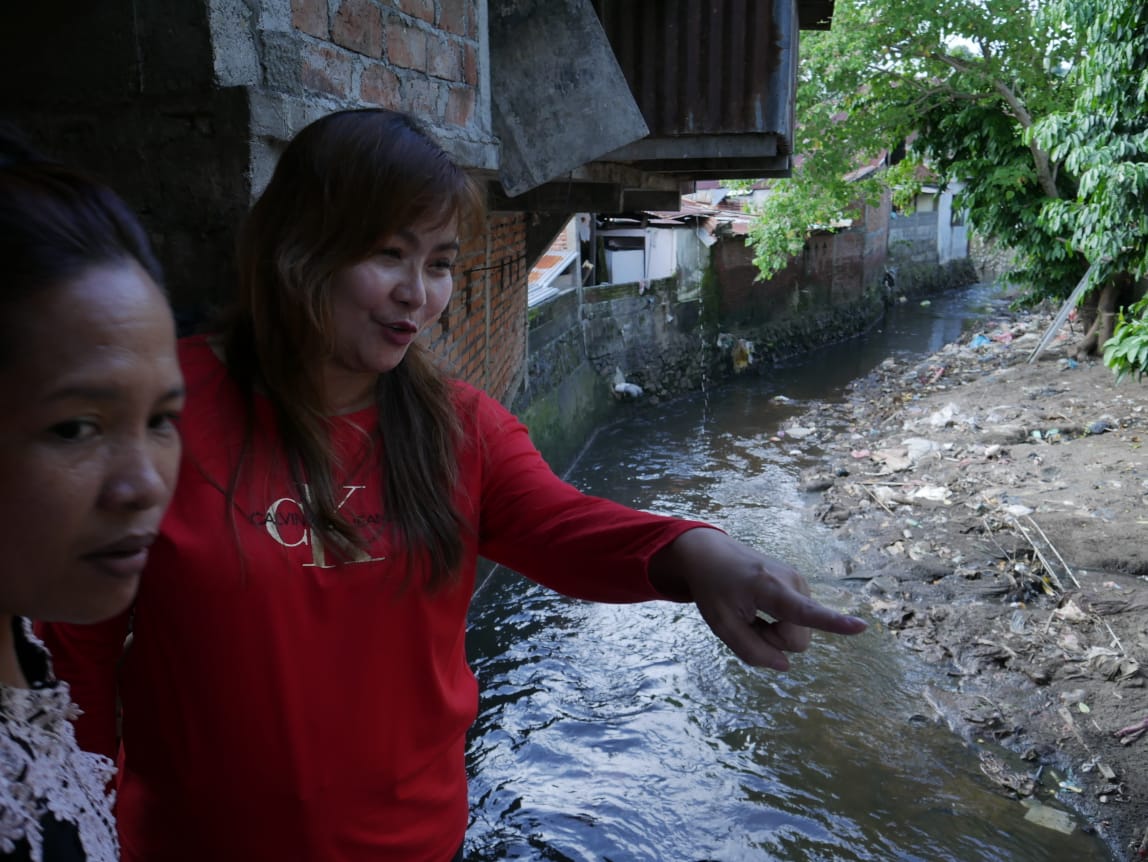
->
[888, 210, 977, 296]
[1, 0, 528, 406]
[888, 210, 939, 268]
[0, 3, 252, 314]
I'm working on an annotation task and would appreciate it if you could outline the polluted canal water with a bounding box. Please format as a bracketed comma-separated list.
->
[463, 285, 1113, 862]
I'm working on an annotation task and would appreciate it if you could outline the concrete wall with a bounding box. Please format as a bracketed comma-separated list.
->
[891, 183, 970, 271]
[1, 2, 252, 314]
[888, 210, 938, 268]
[581, 277, 706, 397]
[513, 270, 715, 471]
[514, 290, 613, 471]
[888, 192, 976, 297]
[936, 181, 969, 265]
[1, 0, 528, 406]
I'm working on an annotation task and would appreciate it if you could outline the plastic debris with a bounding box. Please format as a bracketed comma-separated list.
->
[1022, 800, 1077, 834]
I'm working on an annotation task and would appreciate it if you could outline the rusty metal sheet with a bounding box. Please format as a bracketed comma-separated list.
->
[592, 0, 798, 146]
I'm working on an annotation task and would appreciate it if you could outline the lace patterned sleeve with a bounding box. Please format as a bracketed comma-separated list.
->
[0, 620, 118, 862]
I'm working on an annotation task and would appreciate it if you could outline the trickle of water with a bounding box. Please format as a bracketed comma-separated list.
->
[699, 286, 712, 420]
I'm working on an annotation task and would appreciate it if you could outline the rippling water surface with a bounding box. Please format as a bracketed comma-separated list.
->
[464, 286, 1112, 861]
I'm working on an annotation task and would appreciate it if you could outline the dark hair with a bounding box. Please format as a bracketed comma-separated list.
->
[223, 109, 486, 589]
[0, 127, 163, 333]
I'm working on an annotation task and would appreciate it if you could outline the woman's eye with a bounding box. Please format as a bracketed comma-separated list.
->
[431, 259, 456, 273]
[49, 419, 99, 442]
[376, 247, 402, 260]
[149, 411, 182, 433]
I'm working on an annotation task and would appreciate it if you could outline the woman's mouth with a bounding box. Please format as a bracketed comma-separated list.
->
[380, 320, 418, 346]
[82, 534, 156, 579]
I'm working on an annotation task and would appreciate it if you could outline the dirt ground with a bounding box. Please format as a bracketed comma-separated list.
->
[786, 296, 1148, 860]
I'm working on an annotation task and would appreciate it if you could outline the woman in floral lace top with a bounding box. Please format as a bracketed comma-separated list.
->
[0, 133, 184, 860]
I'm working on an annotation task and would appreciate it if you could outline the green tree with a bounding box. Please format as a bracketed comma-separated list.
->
[748, 0, 1086, 305]
[1032, 0, 1148, 374]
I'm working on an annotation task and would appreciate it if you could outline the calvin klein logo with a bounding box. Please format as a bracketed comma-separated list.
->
[256, 484, 386, 568]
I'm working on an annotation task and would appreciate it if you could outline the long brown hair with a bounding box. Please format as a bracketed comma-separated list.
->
[223, 109, 485, 589]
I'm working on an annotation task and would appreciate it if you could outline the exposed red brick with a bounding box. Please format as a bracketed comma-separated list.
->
[433, 212, 528, 396]
[292, 0, 329, 37]
[427, 33, 460, 81]
[444, 86, 473, 127]
[387, 22, 426, 71]
[402, 76, 439, 118]
[462, 43, 477, 86]
[333, 0, 384, 57]
[360, 64, 401, 107]
[397, 0, 434, 24]
[300, 44, 353, 99]
[438, 0, 468, 35]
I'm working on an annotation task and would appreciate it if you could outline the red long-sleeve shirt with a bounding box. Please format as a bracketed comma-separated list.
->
[39, 336, 707, 861]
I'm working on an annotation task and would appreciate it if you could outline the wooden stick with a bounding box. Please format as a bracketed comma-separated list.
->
[1023, 515, 1082, 588]
[862, 484, 897, 516]
[1010, 516, 1065, 593]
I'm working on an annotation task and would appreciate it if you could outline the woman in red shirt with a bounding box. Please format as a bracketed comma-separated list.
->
[40, 109, 866, 862]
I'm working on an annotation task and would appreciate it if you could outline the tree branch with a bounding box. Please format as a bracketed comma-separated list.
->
[929, 50, 1060, 200]
[990, 80, 1061, 199]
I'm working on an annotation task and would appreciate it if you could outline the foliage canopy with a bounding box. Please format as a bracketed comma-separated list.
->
[746, 0, 1148, 376]
[750, 0, 1086, 299]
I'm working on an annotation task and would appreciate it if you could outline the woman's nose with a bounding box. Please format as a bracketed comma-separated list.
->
[392, 265, 427, 308]
[98, 440, 172, 512]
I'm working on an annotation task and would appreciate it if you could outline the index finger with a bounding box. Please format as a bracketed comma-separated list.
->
[757, 593, 867, 636]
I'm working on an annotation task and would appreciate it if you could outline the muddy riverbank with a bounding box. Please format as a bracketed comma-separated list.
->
[786, 296, 1148, 859]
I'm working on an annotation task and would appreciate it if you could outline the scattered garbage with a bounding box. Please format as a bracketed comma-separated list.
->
[783, 424, 816, 440]
[1022, 799, 1077, 834]
[611, 367, 643, 400]
[613, 381, 643, 399]
[785, 294, 1148, 852]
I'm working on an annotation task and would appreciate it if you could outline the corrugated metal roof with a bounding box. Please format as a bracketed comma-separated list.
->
[592, 0, 795, 147]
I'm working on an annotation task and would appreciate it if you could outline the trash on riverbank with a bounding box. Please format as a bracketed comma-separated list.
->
[1022, 799, 1078, 834]
[793, 294, 1148, 856]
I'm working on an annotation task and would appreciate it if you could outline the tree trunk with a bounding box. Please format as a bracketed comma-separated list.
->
[1078, 290, 1099, 335]
[1073, 279, 1122, 358]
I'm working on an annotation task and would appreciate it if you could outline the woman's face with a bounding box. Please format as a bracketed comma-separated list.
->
[323, 214, 459, 411]
[0, 261, 184, 624]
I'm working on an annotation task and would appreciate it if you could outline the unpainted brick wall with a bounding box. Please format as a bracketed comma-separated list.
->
[716, 198, 890, 323]
[3, 1, 525, 402]
[289, 0, 480, 132]
[425, 213, 528, 404]
[286, 0, 526, 404]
